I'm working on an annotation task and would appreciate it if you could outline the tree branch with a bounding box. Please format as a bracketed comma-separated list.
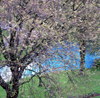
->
[19, 68, 48, 86]
[19, 74, 36, 86]
[19, 38, 46, 63]
[0, 27, 9, 59]
[72, 0, 84, 11]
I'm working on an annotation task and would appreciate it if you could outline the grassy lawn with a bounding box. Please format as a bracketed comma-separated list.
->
[0, 68, 100, 98]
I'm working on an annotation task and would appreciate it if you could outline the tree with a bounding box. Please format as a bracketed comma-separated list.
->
[59, 0, 100, 74]
[0, 0, 59, 97]
[1, 0, 99, 97]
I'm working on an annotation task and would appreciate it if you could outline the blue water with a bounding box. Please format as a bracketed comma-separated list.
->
[26, 44, 100, 76]
[1, 44, 100, 78]
[43, 44, 100, 70]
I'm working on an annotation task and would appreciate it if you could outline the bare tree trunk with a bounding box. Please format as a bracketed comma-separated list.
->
[0, 73, 19, 98]
[38, 76, 43, 87]
[6, 86, 19, 98]
[38, 56, 43, 87]
[79, 40, 86, 75]
[6, 66, 20, 98]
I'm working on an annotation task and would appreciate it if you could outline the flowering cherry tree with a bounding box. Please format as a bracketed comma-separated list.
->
[0, 0, 60, 97]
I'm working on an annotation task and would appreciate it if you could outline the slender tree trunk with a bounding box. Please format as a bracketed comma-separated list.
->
[79, 40, 86, 75]
[38, 76, 43, 87]
[38, 56, 42, 87]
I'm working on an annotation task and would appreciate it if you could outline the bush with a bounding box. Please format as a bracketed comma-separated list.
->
[93, 58, 100, 69]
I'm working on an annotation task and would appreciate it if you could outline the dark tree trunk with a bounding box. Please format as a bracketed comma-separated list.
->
[38, 66, 43, 87]
[38, 76, 43, 87]
[6, 87, 19, 98]
[0, 74, 20, 98]
[38, 56, 43, 87]
[6, 76, 20, 98]
[6, 66, 20, 98]
[79, 40, 86, 75]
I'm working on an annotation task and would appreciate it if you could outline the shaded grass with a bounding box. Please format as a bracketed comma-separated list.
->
[0, 68, 100, 98]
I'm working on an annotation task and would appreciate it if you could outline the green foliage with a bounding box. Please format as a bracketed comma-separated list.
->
[94, 59, 100, 69]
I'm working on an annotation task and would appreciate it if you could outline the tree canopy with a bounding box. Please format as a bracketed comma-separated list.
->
[0, 0, 100, 98]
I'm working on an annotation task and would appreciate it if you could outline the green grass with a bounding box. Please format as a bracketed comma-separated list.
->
[0, 68, 100, 98]
[0, 86, 6, 98]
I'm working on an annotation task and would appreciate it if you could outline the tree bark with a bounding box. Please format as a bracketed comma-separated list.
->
[0, 74, 19, 98]
[6, 75, 20, 98]
[79, 40, 86, 75]
[6, 66, 20, 98]
[6, 86, 19, 98]
[38, 76, 43, 87]
[38, 56, 43, 87]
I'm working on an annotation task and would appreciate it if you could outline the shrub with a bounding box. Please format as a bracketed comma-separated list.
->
[93, 58, 100, 69]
